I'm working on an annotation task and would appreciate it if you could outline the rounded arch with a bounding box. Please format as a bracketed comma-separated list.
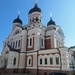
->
[27, 55, 32, 66]
[38, 55, 44, 66]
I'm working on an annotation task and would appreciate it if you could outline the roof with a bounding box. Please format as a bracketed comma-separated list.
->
[47, 17, 56, 26]
[28, 3, 41, 14]
[13, 15, 22, 24]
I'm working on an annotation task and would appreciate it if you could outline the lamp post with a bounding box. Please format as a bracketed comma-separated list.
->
[57, 48, 62, 74]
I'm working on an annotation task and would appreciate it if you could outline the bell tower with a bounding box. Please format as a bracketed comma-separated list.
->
[28, 0, 42, 25]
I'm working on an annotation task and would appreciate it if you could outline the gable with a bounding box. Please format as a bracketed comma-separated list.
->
[10, 26, 23, 37]
[2, 45, 10, 55]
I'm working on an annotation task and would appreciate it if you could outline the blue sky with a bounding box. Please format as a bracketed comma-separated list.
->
[0, 0, 75, 54]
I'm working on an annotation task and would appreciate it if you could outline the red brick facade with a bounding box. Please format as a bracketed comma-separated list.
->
[45, 39, 51, 49]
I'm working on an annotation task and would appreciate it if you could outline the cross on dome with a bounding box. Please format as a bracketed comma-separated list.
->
[50, 12, 52, 19]
[35, 0, 38, 4]
[18, 11, 20, 18]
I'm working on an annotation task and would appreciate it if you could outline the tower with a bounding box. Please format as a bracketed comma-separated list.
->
[28, 1, 42, 25]
[46, 14, 64, 48]
[26, 1, 45, 51]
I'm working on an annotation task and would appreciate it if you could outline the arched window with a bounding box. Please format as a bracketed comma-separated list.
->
[40, 58, 42, 65]
[56, 57, 59, 65]
[45, 58, 47, 65]
[27, 56, 32, 66]
[29, 59, 31, 65]
[50, 57, 53, 65]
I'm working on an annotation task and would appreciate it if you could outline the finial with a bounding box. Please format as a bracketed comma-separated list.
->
[50, 12, 52, 19]
[35, 0, 38, 4]
[17, 11, 20, 18]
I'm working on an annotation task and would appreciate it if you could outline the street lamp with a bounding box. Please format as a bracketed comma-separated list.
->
[57, 48, 62, 73]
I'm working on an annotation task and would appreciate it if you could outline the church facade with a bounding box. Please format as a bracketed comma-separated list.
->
[1, 2, 75, 75]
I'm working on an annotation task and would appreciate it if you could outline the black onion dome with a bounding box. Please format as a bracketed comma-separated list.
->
[28, 3, 41, 14]
[47, 18, 56, 26]
[13, 15, 22, 24]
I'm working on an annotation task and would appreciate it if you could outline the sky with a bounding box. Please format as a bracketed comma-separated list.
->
[0, 0, 75, 54]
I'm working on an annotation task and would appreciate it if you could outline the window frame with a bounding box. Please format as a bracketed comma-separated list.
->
[27, 56, 32, 66]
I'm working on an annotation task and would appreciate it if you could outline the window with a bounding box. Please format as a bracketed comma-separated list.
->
[13, 58, 16, 65]
[27, 56, 32, 66]
[29, 59, 31, 65]
[30, 38, 32, 46]
[15, 41, 17, 48]
[56, 57, 59, 65]
[41, 38, 43, 47]
[41, 37, 44, 48]
[50, 58, 53, 65]
[57, 40, 58, 47]
[13, 42, 15, 48]
[45, 58, 47, 65]
[40, 58, 42, 65]
[18, 40, 20, 47]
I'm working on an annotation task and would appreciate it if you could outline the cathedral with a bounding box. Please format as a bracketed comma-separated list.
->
[1, 1, 75, 75]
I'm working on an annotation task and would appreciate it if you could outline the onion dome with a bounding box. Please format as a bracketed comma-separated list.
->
[28, 2, 41, 14]
[47, 17, 56, 26]
[13, 15, 22, 24]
